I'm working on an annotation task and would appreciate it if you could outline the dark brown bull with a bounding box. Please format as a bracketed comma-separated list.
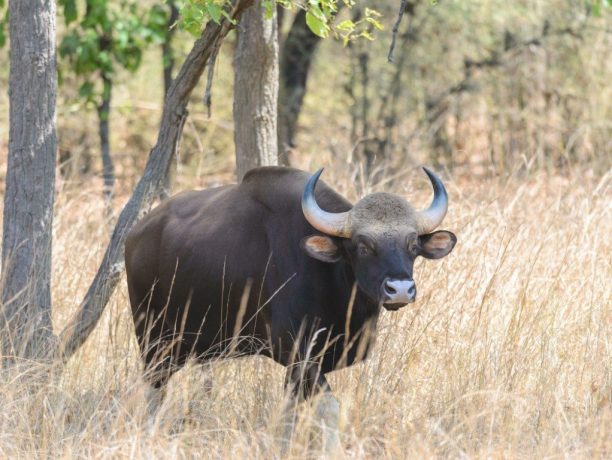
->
[125, 166, 456, 439]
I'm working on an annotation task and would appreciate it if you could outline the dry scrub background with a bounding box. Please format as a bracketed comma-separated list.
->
[0, 164, 609, 458]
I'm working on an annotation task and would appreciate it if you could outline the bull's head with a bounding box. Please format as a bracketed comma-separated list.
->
[301, 167, 456, 311]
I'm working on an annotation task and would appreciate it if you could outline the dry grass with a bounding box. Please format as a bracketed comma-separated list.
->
[0, 165, 609, 459]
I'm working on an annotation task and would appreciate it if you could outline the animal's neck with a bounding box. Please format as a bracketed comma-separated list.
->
[323, 261, 380, 368]
[335, 261, 380, 320]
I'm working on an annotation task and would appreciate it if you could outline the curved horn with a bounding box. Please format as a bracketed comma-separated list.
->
[416, 166, 449, 235]
[302, 169, 352, 238]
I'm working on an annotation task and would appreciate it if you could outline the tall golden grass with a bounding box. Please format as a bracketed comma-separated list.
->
[0, 165, 609, 458]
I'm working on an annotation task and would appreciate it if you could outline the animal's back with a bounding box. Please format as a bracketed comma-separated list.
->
[126, 167, 315, 291]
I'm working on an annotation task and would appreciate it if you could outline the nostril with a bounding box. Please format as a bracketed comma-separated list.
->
[408, 285, 416, 296]
[385, 283, 397, 295]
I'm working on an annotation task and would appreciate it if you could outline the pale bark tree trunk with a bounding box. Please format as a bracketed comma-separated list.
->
[233, 0, 279, 182]
[1, 0, 57, 362]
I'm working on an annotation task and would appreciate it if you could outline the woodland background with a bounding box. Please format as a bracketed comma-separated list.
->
[0, 0, 610, 458]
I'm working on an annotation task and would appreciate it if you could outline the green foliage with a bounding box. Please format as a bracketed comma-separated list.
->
[304, 0, 335, 38]
[590, 0, 611, 16]
[58, 0, 168, 106]
[179, 0, 236, 35]
[0, 1, 7, 49]
[178, 0, 382, 44]
[301, 2, 383, 43]
[63, 0, 78, 24]
[337, 7, 383, 44]
[0, 0, 382, 55]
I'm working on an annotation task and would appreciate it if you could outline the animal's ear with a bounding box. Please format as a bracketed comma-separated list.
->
[418, 230, 457, 260]
[301, 235, 342, 263]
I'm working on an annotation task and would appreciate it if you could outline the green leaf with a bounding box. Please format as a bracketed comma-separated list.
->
[62, 0, 78, 25]
[306, 10, 329, 38]
[308, 3, 328, 22]
[365, 17, 383, 31]
[336, 19, 355, 32]
[221, 9, 237, 24]
[180, 2, 205, 36]
[79, 81, 95, 101]
[0, 9, 6, 48]
[206, 2, 222, 23]
[590, 0, 608, 16]
[59, 33, 80, 58]
[262, 0, 276, 19]
[360, 29, 374, 41]
[364, 7, 381, 18]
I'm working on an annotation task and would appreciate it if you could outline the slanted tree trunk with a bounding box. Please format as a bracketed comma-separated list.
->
[277, 9, 321, 163]
[59, 0, 254, 360]
[1, 0, 57, 362]
[233, 0, 279, 181]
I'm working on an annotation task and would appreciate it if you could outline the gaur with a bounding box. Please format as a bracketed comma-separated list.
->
[125, 166, 456, 441]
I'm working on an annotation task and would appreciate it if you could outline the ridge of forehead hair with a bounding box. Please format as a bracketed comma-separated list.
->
[351, 192, 417, 226]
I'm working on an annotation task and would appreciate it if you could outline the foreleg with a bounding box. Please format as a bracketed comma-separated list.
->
[281, 363, 341, 453]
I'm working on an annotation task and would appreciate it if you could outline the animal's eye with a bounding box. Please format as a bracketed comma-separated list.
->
[407, 240, 418, 254]
[358, 243, 372, 257]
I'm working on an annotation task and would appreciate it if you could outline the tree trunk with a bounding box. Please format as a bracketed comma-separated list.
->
[162, 0, 179, 97]
[58, 0, 254, 360]
[159, 0, 180, 201]
[1, 0, 57, 362]
[233, 0, 279, 182]
[277, 10, 321, 163]
[358, 49, 374, 175]
[98, 75, 114, 205]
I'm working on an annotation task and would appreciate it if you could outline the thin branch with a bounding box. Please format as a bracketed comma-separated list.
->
[387, 0, 409, 63]
[203, 37, 222, 118]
